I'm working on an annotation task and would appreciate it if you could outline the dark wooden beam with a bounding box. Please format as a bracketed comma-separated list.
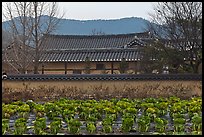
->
[111, 62, 114, 74]
[42, 64, 44, 74]
[135, 61, 137, 74]
[137, 61, 140, 74]
[65, 62, 67, 74]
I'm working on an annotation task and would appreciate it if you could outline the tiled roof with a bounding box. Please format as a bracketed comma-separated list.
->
[39, 49, 142, 62]
[41, 31, 151, 50]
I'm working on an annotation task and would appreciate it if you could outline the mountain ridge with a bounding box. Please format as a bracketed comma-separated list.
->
[2, 16, 152, 35]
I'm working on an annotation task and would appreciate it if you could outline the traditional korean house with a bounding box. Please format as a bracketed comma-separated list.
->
[38, 31, 151, 74]
[3, 30, 201, 74]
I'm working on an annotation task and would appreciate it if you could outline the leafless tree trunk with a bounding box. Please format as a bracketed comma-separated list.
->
[147, 2, 202, 73]
[3, 2, 64, 74]
[3, 2, 33, 74]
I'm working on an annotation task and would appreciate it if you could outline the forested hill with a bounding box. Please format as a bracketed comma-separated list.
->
[2, 16, 152, 35]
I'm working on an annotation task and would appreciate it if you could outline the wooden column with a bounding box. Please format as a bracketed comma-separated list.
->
[42, 64, 44, 74]
[137, 61, 140, 74]
[111, 62, 114, 74]
[65, 62, 67, 74]
[134, 61, 137, 74]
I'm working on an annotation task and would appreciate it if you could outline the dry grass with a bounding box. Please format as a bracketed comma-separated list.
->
[2, 82, 202, 103]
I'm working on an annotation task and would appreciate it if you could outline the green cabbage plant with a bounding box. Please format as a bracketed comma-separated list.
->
[173, 118, 186, 132]
[154, 117, 168, 133]
[191, 113, 202, 131]
[34, 117, 47, 135]
[67, 118, 82, 134]
[102, 117, 113, 133]
[44, 102, 60, 120]
[121, 117, 134, 132]
[86, 122, 96, 134]
[33, 104, 45, 118]
[50, 118, 62, 134]
[138, 115, 151, 132]
[2, 119, 9, 135]
[14, 118, 27, 135]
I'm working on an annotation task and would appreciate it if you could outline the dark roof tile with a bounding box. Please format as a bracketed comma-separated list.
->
[41, 32, 150, 50]
[39, 49, 141, 62]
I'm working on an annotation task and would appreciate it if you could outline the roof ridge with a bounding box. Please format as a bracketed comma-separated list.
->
[44, 31, 149, 38]
[43, 48, 139, 52]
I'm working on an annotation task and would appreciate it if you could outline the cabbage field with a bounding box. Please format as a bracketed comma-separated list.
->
[2, 96, 202, 135]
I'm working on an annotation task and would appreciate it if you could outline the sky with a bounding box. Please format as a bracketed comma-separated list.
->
[58, 2, 155, 21]
[2, 2, 156, 21]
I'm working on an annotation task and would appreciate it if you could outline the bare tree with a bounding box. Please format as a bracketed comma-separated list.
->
[147, 2, 202, 73]
[91, 28, 105, 35]
[2, 2, 64, 74]
[84, 56, 91, 74]
[118, 58, 128, 74]
[3, 2, 33, 74]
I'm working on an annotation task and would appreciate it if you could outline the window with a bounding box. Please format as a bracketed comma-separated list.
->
[73, 70, 82, 74]
[96, 64, 105, 70]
